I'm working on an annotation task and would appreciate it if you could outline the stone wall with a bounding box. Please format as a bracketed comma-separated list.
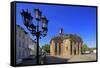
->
[50, 37, 83, 57]
[50, 40, 56, 56]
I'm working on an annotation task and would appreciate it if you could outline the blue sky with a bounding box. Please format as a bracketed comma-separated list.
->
[16, 3, 97, 48]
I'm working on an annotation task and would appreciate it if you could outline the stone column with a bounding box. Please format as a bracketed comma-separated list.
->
[78, 42, 82, 55]
[60, 43, 63, 56]
[57, 43, 59, 56]
[75, 42, 79, 55]
[50, 43, 53, 56]
[50, 40, 55, 56]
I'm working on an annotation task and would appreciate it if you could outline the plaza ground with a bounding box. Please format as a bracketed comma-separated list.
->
[46, 53, 96, 64]
[18, 53, 96, 65]
[67, 53, 96, 62]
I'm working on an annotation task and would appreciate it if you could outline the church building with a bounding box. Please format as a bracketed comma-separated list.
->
[50, 28, 83, 57]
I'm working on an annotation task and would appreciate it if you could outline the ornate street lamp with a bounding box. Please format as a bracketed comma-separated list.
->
[41, 16, 48, 36]
[21, 8, 48, 64]
[21, 9, 33, 26]
[34, 8, 41, 21]
[21, 10, 36, 35]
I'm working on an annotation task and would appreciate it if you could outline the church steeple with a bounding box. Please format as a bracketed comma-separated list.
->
[59, 28, 63, 37]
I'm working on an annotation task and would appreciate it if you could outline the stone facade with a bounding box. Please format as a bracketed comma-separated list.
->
[16, 25, 36, 64]
[28, 38, 37, 56]
[50, 29, 83, 57]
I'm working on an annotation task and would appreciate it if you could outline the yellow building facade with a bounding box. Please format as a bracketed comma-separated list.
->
[50, 29, 83, 57]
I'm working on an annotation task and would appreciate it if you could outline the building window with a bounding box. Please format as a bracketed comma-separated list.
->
[22, 35, 25, 40]
[22, 42, 25, 48]
[19, 41, 21, 47]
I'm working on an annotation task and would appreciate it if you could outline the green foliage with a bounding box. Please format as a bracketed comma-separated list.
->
[82, 44, 89, 52]
[42, 44, 50, 53]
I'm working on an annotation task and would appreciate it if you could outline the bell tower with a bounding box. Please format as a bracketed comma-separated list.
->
[59, 28, 63, 37]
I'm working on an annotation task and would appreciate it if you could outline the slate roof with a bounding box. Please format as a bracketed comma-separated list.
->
[50, 34, 83, 43]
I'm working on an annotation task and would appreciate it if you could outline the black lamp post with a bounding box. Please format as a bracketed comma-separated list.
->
[41, 16, 48, 36]
[21, 8, 48, 64]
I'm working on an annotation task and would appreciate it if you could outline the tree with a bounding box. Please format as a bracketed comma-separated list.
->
[42, 44, 50, 53]
[82, 44, 89, 53]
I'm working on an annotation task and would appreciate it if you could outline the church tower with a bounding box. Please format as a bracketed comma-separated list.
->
[59, 28, 63, 37]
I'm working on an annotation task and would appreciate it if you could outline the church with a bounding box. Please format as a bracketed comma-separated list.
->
[50, 28, 83, 57]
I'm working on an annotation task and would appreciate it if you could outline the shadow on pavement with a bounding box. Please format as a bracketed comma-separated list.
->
[45, 56, 69, 64]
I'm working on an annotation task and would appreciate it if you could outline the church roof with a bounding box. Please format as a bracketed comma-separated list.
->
[50, 34, 83, 43]
[50, 36, 63, 43]
[64, 34, 83, 42]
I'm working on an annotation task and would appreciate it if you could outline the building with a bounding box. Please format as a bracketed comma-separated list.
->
[50, 28, 83, 57]
[28, 38, 37, 56]
[16, 25, 36, 64]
